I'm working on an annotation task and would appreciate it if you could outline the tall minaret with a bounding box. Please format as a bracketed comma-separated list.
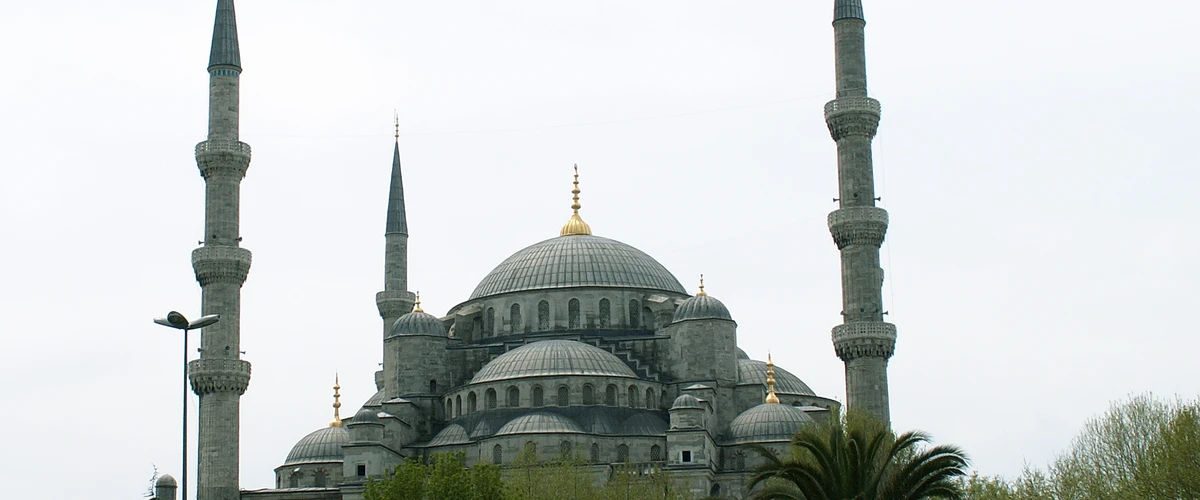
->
[825, 0, 896, 424]
[187, 2, 252, 499]
[377, 117, 416, 396]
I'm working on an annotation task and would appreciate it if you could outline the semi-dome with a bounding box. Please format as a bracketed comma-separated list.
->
[620, 413, 669, 435]
[467, 235, 686, 300]
[428, 424, 470, 446]
[389, 310, 446, 337]
[578, 411, 619, 434]
[496, 412, 583, 436]
[738, 359, 815, 396]
[728, 404, 815, 444]
[671, 394, 702, 409]
[673, 294, 732, 322]
[470, 340, 637, 384]
[283, 426, 350, 465]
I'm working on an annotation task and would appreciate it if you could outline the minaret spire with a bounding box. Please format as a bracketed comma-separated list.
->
[825, 0, 896, 424]
[208, 0, 242, 71]
[385, 113, 408, 236]
[377, 115, 417, 396]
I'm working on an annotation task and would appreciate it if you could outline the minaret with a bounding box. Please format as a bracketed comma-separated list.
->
[825, 0, 896, 424]
[187, 2, 252, 499]
[377, 116, 416, 396]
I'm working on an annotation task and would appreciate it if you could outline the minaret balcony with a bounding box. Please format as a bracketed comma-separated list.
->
[823, 97, 880, 118]
[824, 97, 881, 139]
[195, 139, 252, 157]
[189, 358, 252, 396]
[828, 206, 888, 249]
[376, 290, 417, 321]
[192, 246, 252, 286]
[832, 322, 896, 360]
[195, 140, 252, 179]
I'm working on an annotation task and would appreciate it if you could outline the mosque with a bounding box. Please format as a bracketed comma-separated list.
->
[151, 1, 898, 499]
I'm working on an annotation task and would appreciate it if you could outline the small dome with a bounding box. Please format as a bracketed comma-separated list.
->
[155, 474, 178, 487]
[671, 394, 702, 409]
[738, 359, 815, 396]
[284, 426, 350, 465]
[350, 407, 380, 425]
[728, 404, 815, 444]
[429, 424, 470, 446]
[620, 413, 668, 435]
[389, 311, 446, 337]
[496, 412, 583, 436]
[470, 340, 637, 384]
[736, 348, 750, 360]
[672, 294, 732, 322]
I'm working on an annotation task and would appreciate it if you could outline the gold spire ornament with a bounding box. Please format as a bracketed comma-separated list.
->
[697, 274, 707, 296]
[330, 374, 343, 427]
[765, 353, 780, 404]
[413, 291, 423, 313]
[559, 164, 593, 236]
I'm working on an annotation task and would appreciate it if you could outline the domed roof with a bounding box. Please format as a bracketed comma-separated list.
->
[496, 412, 583, 436]
[155, 474, 178, 487]
[738, 359, 815, 396]
[429, 424, 470, 446]
[350, 407, 380, 425]
[283, 426, 350, 465]
[620, 413, 668, 435]
[389, 311, 446, 337]
[470, 340, 637, 384]
[736, 348, 750, 360]
[467, 235, 686, 300]
[578, 411, 619, 434]
[671, 394, 702, 409]
[672, 294, 732, 322]
[728, 404, 815, 444]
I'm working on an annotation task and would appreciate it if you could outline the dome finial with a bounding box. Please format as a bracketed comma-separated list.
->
[330, 373, 344, 427]
[559, 164, 593, 236]
[765, 353, 780, 404]
[413, 291, 423, 313]
[696, 274, 707, 296]
[393, 109, 400, 140]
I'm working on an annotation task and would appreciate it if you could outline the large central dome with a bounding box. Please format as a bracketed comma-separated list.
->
[468, 234, 686, 300]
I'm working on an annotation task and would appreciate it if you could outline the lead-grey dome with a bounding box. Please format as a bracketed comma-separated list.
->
[496, 413, 583, 435]
[672, 294, 732, 322]
[283, 426, 349, 465]
[728, 404, 815, 444]
[470, 340, 637, 384]
[468, 235, 686, 300]
[671, 394, 702, 409]
[155, 474, 178, 487]
[428, 424, 470, 446]
[737, 359, 815, 396]
[620, 413, 668, 435]
[389, 311, 445, 337]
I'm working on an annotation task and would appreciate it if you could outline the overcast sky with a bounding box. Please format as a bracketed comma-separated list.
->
[2, 1, 1198, 498]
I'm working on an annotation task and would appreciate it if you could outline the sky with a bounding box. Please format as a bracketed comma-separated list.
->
[1, 0, 1198, 498]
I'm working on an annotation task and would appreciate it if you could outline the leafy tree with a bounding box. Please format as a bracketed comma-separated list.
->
[747, 413, 970, 500]
[364, 452, 505, 500]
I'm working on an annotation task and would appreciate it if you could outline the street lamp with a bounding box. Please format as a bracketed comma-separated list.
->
[153, 311, 219, 500]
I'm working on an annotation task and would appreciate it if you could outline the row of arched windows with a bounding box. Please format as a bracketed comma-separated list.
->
[446, 384, 664, 418]
[490, 442, 662, 465]
[475, 299, 652, 337]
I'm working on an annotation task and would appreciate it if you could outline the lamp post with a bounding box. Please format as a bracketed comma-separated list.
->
[153, 311, 219, 500]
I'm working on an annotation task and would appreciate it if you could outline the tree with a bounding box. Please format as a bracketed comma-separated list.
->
[747, 413, 970, 500]
[364, 452, 506, 500]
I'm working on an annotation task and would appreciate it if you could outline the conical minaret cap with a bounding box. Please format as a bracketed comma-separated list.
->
[834, 0, 865, 21]
[385, 116, 409, 236]
[208, 0, 242, 71]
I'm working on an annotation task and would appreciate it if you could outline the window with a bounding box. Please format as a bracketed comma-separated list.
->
[493, 444, 503, 465]
[628, 385, 639, 408]
[468, 391, 477, 413]
[430, 380, 437, 394]
[455, 395, 462, 417]
[445, 399, 452, 418]
[525, 441, 536, 457]
[646, 388, 656, 409]
[510, 303, 522, 333]
[538, 300, 550, 330]
[582, 384, 595, 405]
[711, 484, 722, 497]
[485, 388, 497, 410]
[643, 307, 653, 329]
[735, 451, 746, 470]
[617, 444, 629, 463]
[356, 464, 366, 477]
[605, 385, 617, 406]
[533, 386, 544, 407]
[590, 443, 600, 463]
[568, 299, 580, 328]
[628, 300, 639, 328]
[561, 441, 572, 456]
[507, 386, 520, 407]
[557, 386, 569, 407]
[485, 307, 495, 335]
[313, 469, 326, 488]
[651, 445, 662, 461]
[599, 298, 610, 327]
[682, 450, 693, 463]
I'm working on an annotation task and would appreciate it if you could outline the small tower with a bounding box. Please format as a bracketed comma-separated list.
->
[665, 276, 739, 426]
[376, 115, 417, 337]
[188, 2, 253, 499]
[384, 293, 449, 433]
[154, 474, 178, 500]
[825, 0, 896, 424]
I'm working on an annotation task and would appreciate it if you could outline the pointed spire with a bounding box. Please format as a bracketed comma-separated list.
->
[765, 353, 780, 404]
[385, 114, 409, 236]
[834, 0, 865, 21]
[413, 292, 423, 313]
[696, 274, 707, 296]
[208, 0, 242, 71]
[330, 374, 343, 427]
[559, 165, 593, 236]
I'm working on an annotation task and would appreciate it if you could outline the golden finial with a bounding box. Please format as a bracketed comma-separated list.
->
[559, 164, 593, 236]
[413, 291, 423, 313]
[393, 110, 400, 140]
[330, 374, 343, 427]
[765, 353, 780, 404]
[696, 274, 707, 296]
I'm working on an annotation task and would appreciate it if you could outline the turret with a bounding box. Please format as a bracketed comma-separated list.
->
[383, 294, 449, 434]
[664, 276, 739, 426]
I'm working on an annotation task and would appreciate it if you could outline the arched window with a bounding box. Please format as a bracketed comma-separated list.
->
[568, 299, 580, 328]
[662, 390, 668, 410]
[617, 444, 629, 463]
[598, 298, 610, 328]
[711, 484, 722, 497]
[646, 388, 656, 409]
[525, 441, 536, 457]
[507, 386, 520, 407]
[582, 384, 595, 405]
[430, 380, 437, 394]
[485, 388, 497, 410]
[510, 303, 522, 333]
[650, 445, 662, 462]
[605, 385, 617, 406]
[628, 300, 639, 328]
[485, 307, 495, 335]
[735, 451, 746, 470]
[445, 398, 452, 418]
[455, 395, 462, 417]
[628, 385, 639, 408]
[557, 386, 569, 407]
[560, 441, 571, 456]
[590, 443, 600, 463]
[532, 386, 544, 407]
[468, 391, 477, 413]
[493, 444, 503, 465]
[313, 469, 326, 488]
[538, 300, 550, 330]
[642, 307, 653, 329]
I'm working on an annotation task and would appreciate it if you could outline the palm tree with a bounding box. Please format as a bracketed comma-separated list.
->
[746, 416, 969, 500]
